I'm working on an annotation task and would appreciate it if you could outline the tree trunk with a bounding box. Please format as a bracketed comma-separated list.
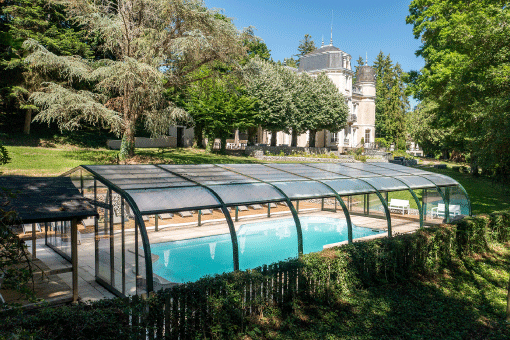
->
[247, 127, 257, 146]
[23, 110, 32, 135]
[309, 130, 317, 148]
[205, 135, 214, 152]
[270, 130, 277, 147]
[291, 130, 298, 147]
[220, 135, 227, 154]
[194, 124, 204, 149]
[120, 121, 136, 160]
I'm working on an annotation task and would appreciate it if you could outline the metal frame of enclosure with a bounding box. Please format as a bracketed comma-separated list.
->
[63, 163, 471, 297]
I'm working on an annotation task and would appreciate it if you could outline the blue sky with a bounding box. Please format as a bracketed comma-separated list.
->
[205, 0, 424, 76]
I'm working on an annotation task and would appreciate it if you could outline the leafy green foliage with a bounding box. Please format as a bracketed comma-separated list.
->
[23, 0, 246, 158]
[406, 0, 510, 180]
[296, 34, 316, 59]
[0, 0, 95, 134]
[373, 52, 409, 143]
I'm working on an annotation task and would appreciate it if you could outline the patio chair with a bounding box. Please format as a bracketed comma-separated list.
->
[238, 205, 249, 212]
[178, 211, 193, 218]
[200, 209, 213, 215]
[82, 217, 95, 228]
[158, 213, 174, 220]
[263, 203, 277, 208]
[431, 203, 461, 218]
[249, 204, 263, 210]
[23, 223, 41, 234]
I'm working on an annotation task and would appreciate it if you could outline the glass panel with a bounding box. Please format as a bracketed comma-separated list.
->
[161, 164, 257, 185]
[149, 216, 234, 286]
[393, 175, 437, 189]
[322, 178, 376, 195]
[126, 186, 221, 213]
[267, 163, 348, 180]
[221, 164, 304, 182]
[387, 190, 419, 216]
[421, 187, 445, 222]
[421, 174, 459, 186]
[210, 183, 285, 205]
[237, 209, 298, 270]
[341, 163, 405, 176]
[362, 177, 409, 191]
[308, 163, 380, 178]
[448, 186, 471, 216]
[371, 162, 431, 175]
[272, 181, 335, 199]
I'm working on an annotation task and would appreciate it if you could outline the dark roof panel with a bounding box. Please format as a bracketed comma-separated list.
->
[0, 176, 98, 223]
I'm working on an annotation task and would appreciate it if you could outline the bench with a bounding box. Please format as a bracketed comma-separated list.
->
[388, 199, 410, 215]
[431, 203, 461, 218]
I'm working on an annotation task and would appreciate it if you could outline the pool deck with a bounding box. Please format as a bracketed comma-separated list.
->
[14, 209, 441, 303]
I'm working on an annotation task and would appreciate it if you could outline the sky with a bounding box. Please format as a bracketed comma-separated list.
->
[204, 0, 424, 105]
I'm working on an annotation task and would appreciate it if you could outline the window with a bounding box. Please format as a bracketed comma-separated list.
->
[365, 129, 371, 144]
[330, 132, 338, 143]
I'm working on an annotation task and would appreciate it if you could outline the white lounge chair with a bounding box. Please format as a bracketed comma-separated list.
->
[432, 203, 461, 218]
[158, 213, 174, 220]
[238, 205, 249, 212]
[23, 223, 41, 234]
[249, 204, 263, 210]
[200, 209, 213, 215]
[178, 211, 193, 218]
[388, 199, 410, 215]
[82, 217, 95, 228]
[263, 203, 277, 208]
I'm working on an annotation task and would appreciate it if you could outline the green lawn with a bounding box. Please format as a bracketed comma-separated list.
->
[419, 165, 510, 215]
[1, 146, 259, 176]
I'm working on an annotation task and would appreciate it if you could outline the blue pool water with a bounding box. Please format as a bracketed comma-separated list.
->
[151, 217, 383, 283]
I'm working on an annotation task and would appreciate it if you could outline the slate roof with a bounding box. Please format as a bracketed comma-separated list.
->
[0, 176, 98, 224]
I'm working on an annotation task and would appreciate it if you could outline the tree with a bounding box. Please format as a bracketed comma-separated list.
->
[296, 34, 316, 57]
[247, 59, 295, 146]
[301, 72, 349, 147]
[0, 0, 94, 134]
[373, 51, 409, 144]
[184, 69, 258, 153]
[242, 27, 271, 61]
[407, 0, 510, 179]
[23, 0, 246, 159]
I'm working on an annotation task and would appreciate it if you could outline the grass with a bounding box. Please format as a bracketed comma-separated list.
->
[241, 244, 510, 339]
[419, 164, 510, 215]
[1, 146, 259, 176]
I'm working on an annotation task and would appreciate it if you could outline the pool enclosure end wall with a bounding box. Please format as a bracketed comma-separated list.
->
[63, 162, 471, 296]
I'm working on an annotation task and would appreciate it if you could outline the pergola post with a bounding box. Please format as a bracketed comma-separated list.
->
[32, 223, 36, 260]
[71, 218, 79, 303]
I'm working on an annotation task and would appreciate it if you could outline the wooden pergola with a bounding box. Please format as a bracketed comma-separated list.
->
[0, 176, 98, 302]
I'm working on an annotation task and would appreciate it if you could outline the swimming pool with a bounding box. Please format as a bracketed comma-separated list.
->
[151, 216, 383, 283]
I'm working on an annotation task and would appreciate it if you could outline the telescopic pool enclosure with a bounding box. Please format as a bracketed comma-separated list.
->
[63, 162, 471, 297]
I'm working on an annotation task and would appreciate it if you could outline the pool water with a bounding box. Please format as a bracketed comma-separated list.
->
[151, 216, 383, 283]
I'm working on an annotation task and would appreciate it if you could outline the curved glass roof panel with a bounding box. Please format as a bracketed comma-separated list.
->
[220, 164, 304, 182]
[362, 177, 410, 191]
[393, 175, 437, 189]
[209, 183, 285, 205]
[126, 186, 221, 213]
[267, 163, 348, 180]
[341, 163, 408, 176]
[160, 164, 257, 185]
[371, 162, 431, 175]
[307, 163, 380, 178]
[322, 178, 376, 195]
[83, 165, 194, 190]
[272, 181, 336, 199]
[421, 174, 459, 186]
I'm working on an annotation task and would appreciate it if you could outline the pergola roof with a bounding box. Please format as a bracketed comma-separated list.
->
[0, 176, 98, 224]
[82, 162, 459, 215]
